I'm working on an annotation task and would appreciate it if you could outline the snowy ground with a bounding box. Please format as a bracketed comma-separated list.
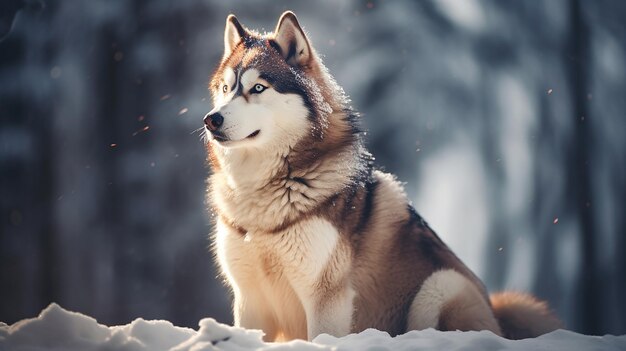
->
[1, 304, 625, 351]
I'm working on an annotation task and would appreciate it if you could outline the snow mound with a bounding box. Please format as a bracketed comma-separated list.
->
[1, 304, 624, 351]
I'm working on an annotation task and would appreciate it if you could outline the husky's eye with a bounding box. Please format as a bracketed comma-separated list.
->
[251, 84, 267, 94]
[222, 85, 228, 93]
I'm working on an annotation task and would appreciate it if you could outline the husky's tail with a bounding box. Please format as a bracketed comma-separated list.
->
[490, 292, 562, 339]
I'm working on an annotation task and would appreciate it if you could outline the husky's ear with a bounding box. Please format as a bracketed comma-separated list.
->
[272, 11, 312, 67]
[224, 14, 247, 58]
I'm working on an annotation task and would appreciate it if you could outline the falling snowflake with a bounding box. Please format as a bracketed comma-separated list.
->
[132, 126, 150, 136]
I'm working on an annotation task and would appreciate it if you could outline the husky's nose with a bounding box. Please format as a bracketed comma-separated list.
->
[204, 112, 224, 131]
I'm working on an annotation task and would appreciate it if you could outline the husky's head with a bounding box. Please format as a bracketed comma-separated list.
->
[204, 12, 342, 152]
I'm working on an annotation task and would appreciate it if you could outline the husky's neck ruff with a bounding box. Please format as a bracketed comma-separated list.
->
[206, 13, 370, 233]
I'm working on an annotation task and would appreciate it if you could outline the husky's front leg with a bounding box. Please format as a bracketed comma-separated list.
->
[233, 289, 278, 341]
[302, 283, 355, 341]
[215, 221, 278, 341]
[283, 219, 355, 340]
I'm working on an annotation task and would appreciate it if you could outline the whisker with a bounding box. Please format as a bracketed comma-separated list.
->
[191, 126, 206, 135]
[199, 129, 210, 144]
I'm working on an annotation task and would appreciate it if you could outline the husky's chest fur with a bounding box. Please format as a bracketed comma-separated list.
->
[215, 214, 351, 340]
[210, 143, 359, 341]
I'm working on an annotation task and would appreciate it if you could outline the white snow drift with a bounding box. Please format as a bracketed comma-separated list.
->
[1, 304, 625, 351]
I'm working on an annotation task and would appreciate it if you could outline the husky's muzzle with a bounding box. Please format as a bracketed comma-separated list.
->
[203, 110, 262, 144]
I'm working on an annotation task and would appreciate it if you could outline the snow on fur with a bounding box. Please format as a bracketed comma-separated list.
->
[1, 304, 624, 351]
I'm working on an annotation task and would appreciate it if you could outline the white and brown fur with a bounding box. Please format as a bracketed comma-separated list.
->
[203, 11, 561, 342]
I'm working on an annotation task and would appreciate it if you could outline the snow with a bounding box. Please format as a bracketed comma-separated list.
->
[1, 304, 625, 351]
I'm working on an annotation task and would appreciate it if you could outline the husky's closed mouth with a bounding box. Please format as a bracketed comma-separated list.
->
[246, 130, 260, 139]
[211, 130, 260, 144]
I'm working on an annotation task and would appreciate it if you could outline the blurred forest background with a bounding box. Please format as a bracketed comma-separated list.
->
[1, 0, 625, 336]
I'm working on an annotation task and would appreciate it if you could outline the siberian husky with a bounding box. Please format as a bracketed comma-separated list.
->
[203, 11, 561, 341]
